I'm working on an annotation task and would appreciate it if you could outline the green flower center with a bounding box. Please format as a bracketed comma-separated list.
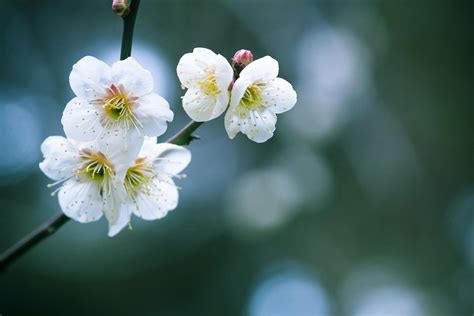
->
[240, 82, 266, 111]
[92, 84, 140, 129]
[103, 93, 133, 120]
[124, 158, 155, 198]
[78, 149, 115, 183]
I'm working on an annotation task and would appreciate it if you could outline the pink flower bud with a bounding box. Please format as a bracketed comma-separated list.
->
[233, 49, 254, 66]
[112, 0, 130, 17]
[232, 49, 254, 77]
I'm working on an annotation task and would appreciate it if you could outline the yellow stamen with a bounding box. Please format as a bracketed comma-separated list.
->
[198, 72, 220, 97]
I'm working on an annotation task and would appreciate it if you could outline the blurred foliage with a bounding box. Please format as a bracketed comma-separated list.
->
[0, 0, 473, 315]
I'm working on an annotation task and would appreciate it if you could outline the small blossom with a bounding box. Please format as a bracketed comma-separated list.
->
[177, 48, 233, 122]
[122, 137, 191, 221]
[225, 56, 297, 143]
[62, 56, 173, 161]
[39, 136, 132, 236]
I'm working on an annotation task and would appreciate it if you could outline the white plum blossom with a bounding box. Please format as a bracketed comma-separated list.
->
[177, 48, 233, 122]
[39, 136, 132, 236]
[225, 56, 297, 143]
[122, 137, 191, 222]
[62, 56, 173, 160]
[37, 48, 295, 238]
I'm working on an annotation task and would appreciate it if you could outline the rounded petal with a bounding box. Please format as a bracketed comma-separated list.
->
[262, 78, 297, 114]
[131, 177, 179, 220]
[182, 89, 225, 122]
[69, 56, 111, 100]
[239, 56, 279, 82]
[177, 52, 208, 89]
[134, 93, 173, 137]
[58, 179, 103, 223]
[111, 57, 153, 97]
[147, 143, 191, 176]
[62, 97, 102, 142]
[241, 109, 277, 143]
[39, 136, 80, 181]
[193, 47, 218, 61]
[177, 48, 231, 90]
[97, 127, 144, 169]
[224, 106, 241, 139]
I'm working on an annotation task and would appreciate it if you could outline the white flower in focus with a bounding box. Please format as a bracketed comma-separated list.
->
[225, 56, 297, 143]
[177, 48, 233, 122]
[39, 136, 131, 237]
[122, 137, 191, 221]
[62, 56, 173, 160]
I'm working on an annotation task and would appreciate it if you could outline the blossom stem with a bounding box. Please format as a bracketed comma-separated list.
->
[120, 0, 140, 60]
[0, 0, 143, 272]
[166, 121, 203, 145]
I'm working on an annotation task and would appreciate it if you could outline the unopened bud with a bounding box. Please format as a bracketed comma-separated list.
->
[112, 0, 130, 17]
[233, 49, 253, 65]
[232, 49, 254, 76]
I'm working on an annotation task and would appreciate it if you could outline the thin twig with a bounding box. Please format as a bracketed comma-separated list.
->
[120, 0, 140, 60]
[166, 121, 203, 145]
[0, 213, 69, 271]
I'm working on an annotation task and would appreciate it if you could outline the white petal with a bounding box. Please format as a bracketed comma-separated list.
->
[241, 108, 277, 143]
[224, 106, 241, 139]
[193, 47, 218, 61]
[111, 57, 153, 97]
[134, 93, 173, 137]
[176, 52, 208, 89]
[230, 77, 252, 107]
[103, 182, 128, 236]
[137, 136, 158, 157]
[97, 128, 143, 169]
[177, 48, 231, 90]
[131, 176, 179, 220]
[215, 90, 231, 117]
[239, 56, 279, 82]
[58, 179, 103, 223]
[107, 207, 131, 237]
[182, 89, 222, 122]
[39, 136, 80, 181]
[215, 53, 233, 93]
[69, 56, 111, 100]
[147, 143, 191, 176]
[62, 97, 102, 142]
[262, 78, 297, 114]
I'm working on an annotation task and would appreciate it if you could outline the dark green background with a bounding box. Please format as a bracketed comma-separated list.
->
[0, 0, 472, 315]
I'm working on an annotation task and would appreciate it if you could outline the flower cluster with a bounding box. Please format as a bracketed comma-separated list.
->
[177, 48, 297, 143]
[40, 48, 297, 236]
[40, 56, 190, 236]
